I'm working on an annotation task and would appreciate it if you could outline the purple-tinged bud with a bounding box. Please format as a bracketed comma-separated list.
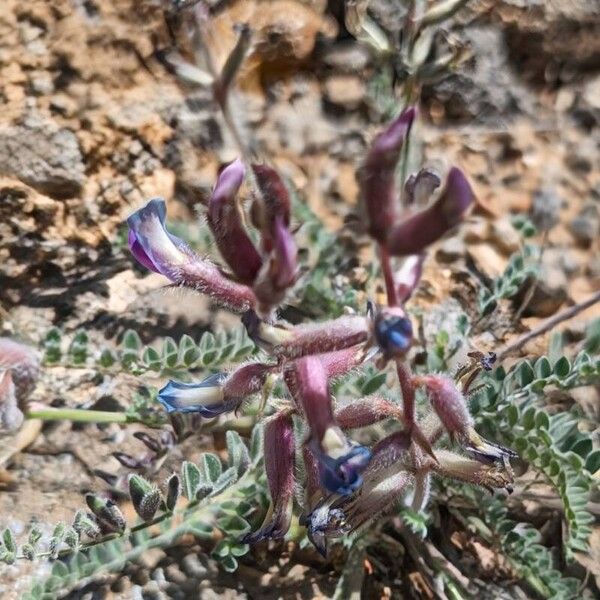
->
[316, 347, 366, 380]
[243, 411, 295, 543]
[244, 311, 370, 360]
[335, 396, 404, 430]
[251, 164, 291, 252]
[207, 159, 263, 285]
[127, 199, 256, 313]
[433, 450, 514, 492]
[362, 106, 416, 242]
[253, 215, 298, 315]
[285, 357, 371, 495]
[373, 306, 413, 357]
[413, 374, 472, 442]
[157, 363, 271, 416]
[395, 254, 425, 304]
[387, 167, 474, 256]
[403, 168, 440, 206]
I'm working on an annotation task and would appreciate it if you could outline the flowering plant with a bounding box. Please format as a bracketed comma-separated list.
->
[126, 105, 516, 555]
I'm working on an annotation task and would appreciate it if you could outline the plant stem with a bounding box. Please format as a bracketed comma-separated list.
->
[25, 408, 130, 424]
[396, 359, 415, 428]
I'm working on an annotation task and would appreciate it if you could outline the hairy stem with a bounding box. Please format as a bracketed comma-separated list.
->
[378, 243, 398, 306]
[396, 360, 415, 428]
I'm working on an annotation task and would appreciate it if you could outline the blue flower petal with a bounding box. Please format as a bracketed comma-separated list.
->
[317, 444, 372, 495]
[157, 374, 228, 416]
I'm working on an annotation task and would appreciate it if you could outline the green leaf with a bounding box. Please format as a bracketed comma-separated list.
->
[583, 317, 600, 354]
[571, 438, 592, 458]
[517, 361, 535, 386]
[216, 515, 250, 536]
[534, 411, 550, 430]
[226, 430, 250, 476]
[2, 528, 16, 553]
[162, 337, 179, 368]
[201, 453, 222, 483]
[521, 407, 536, 430]
[361, 372, 387, 395]
[122, 329, 142, 352]
[585, 449, 600, 474]
[534, 357, 552, 379]
[553, 356, 571, 379]
[181, 461, 201, 500]
[142, 346, 161, 371]
[506, 404, 519, 427]
[219, 554, 238, 572]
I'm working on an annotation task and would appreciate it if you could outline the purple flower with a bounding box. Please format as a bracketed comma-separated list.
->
[243, 411, 295, 543]
[403, 168, 440, 206]
[207, 159, 263, 285]
[387, 167, 474, 256]
[285, 357, 372, 495]
[362, 106, 416, 242]
[127, 199, 257, 312]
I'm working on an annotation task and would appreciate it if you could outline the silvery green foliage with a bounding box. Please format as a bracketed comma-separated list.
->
[42, 326, 255, 375]
[477, 216, 539, 317]
[18, 426, 265, 599]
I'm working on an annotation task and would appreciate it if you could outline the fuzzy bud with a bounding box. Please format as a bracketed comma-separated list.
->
[362, 107, 416, 242]
[413, 374, 472, 441]
[207, 159, 263, 285]
[243, 411, 295, 543]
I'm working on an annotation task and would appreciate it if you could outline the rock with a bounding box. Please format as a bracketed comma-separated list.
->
[324, 74, 366, 110]
[436, 236, 465, 263]
[569, 202, 600, 246]
[530, 188, 563, 232]
[320, 41, 371, 72]
[0, 117, 84, 198]
[489, 217, 521, 255]
[513, 267, 568, 318]
[566, 138, 597, 174]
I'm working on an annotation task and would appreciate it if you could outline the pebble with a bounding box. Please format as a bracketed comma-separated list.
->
[569, 202, 599, 247]
[489, 217, 521, 255]
[436, 236, 465, 263]
[530, 188, 562, 232]
[182, 553, 209, 579]
[320, 42, 371, 72]
[324, 75, 366, 110]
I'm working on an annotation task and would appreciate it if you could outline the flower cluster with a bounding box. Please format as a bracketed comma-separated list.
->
[127, 106, 515, 553]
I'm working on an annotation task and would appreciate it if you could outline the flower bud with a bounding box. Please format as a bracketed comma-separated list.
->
[433, 450, 514, 492]
[85, 494, 126, 534]
[129, 474, 162, 521]
[128, 199, 256, 312]
[335, 396, 404, 430]
[362, 106, 416, 242]
[207, 159, 263, 285]
[413, 374, 472, 442]
[243, 411, 295, 543]
[387, 167, 474, 256]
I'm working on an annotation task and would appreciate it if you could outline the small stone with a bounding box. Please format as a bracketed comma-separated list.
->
[530, 188, 562, 232]
[29, 72, 54, 96]
[320, 42, 371, 72]
[165, 564, 187, 586]
[569, 203, 599, 247]
[489, 217, 521, 255]
[514, 268, 568, 318]
[182, 554, 208, 578]
[566, 138, 596, 174]
[582, 75, 600, 110]
[324, 75, 366, 110]
[436, 236, 465, 263]
[463, 217, 489, 243]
